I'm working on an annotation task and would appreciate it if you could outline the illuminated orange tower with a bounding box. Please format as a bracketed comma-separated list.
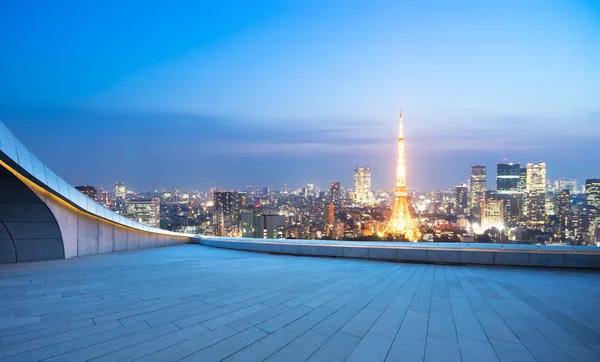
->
[385, 112, 421, 241]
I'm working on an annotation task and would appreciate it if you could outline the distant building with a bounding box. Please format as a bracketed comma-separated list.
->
[354, 166, 372, 205]
[586, 179, 600, 243]
[240, 210, 285, 239]
[481, 199, 504, 231]
[307, 182, 315, 197]
[75, 185, 97, 200]
[213, 191, 246, 223]
[556, 189, 571, 239]
[213, 210, 233, 237]
[115, 182, 126, 199]
[496, 162, 524, 224]
[330, 181, 341, 210]
[263, 214, 285, 239]
[126, 198, 160, 227]
[525, 162, 546, 228]
[241, 209, 262, 238]
[96, 188, 109, 206]
[470, 165, 486, 217]
[324, 203, 335, 236]
[262, 186, 269, 196]
[453, 185, 469, 216]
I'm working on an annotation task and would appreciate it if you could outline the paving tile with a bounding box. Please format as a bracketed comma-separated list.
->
[179, 327, 268, 361]
[489, 338, 536, 362]
[223, 328, 298, 361]
[459, 336, 499, 362]
[424, 334, 462, 362]
[307, 331, 361, 362]
[312, 307, 359, 336]
[265, 330, 329, 362]
[258, 305, 312, 333]
[346, 332, 393, 362]
[137, 325, 239, 362]
[386, 336, 426, 362]
[341, 308, 382, 338]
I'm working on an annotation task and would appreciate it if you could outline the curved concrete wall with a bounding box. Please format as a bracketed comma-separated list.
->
[0, 121, 192, 263]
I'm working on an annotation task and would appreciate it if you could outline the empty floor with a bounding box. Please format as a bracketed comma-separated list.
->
[0, 244, 599, 361]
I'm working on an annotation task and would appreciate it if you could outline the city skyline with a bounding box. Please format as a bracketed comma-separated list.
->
[1, 1, 599, 190]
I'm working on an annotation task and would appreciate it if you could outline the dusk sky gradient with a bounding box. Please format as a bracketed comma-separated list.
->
[1, 0, 599, 191]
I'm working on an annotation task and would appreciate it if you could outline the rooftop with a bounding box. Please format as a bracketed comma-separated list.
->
[1, 245, 599, 361]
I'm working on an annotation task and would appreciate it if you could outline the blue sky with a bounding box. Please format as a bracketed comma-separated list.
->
[1, 0, 599, 191]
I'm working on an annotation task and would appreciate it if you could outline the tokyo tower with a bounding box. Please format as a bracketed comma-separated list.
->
[384, 112, 421, 241]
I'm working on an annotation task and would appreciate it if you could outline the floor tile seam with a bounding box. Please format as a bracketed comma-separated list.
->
[499, 290, 592, 346]
[0, 319, 98, 348]
[303, 330, 352, 362]
[0, 320, 144, 360]
[459, 280, 516, 362]
[0, 318, 127, 355]
[84, 322, 207, 361]
[57, 322, 179, 362]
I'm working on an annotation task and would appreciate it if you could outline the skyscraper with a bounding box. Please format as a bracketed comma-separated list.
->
[481, 199, 504, 231]
[353, 167, 372, 205]
[115, 182, 126, 199]
[496, 162, 523, 225]
[454, 184, 469, 216]
[586, 179, 600, 243]
[213, 191, 245, 223]
[525, 162, 546, 228]
[556, 189, 571, 239]
[329, 182, 341, 210]
[126, 198, 160, 227]
[385, 112, 420, 241]
[470, 165, 486, 217]
[324, 203, 335, 236]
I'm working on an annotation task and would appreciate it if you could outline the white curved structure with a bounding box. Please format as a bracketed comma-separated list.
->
[0, 121, 191, 263]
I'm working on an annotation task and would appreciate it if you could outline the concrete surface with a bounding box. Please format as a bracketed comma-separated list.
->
[1, 244, 599, 361]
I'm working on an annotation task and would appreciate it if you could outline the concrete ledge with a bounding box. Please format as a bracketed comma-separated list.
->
[368, 248, 396, 261]
[194, 238, 600, 269]
[343, 247, 369, 258]
[530, 253, 566, 268]
[460, 251, 495, 265]
[427, 250, 460, 263]
[494, 252, 530, 266]
[397, 249, 428, 262]
[565, 254, 600, 268]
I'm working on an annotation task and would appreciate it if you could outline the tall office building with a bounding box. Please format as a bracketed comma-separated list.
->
[213, 191, 246, 223]
[330, 182, 341, 210]
[262, 186, 269, 196]
[241, 209, 262, 238]
[497, 162, 521, 193]
[115, 182, 126, 199]
[454, 184, 469, 216]
[481, 199, 504, 231]
[126, 198, 160, 227]
[525, 162, 546, 228]
[75, 185, 97, 200]
[496, 162, 523, 224]
[556, 189, 571, 238]
[470, 165, 486, 217]
[354, 166, 372, 205]
[97, 188, 109, 206]
[307, 182, 315, 197]
[324, 203, 335, 236]
[586, 179, 600, 242]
